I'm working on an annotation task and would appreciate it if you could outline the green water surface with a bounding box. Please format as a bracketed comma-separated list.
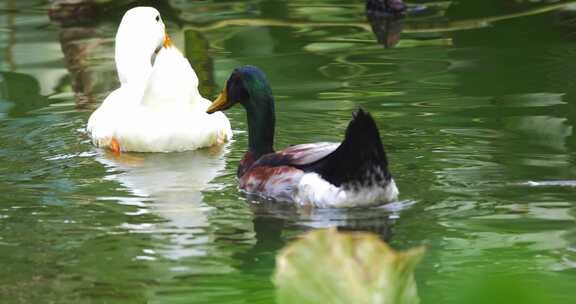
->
[0, 0, 575, 303]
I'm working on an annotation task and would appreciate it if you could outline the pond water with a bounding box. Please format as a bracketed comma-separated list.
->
[1, 0, 575, 303]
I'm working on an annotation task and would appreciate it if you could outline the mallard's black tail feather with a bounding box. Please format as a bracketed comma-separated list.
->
[302, 108, 391, 188]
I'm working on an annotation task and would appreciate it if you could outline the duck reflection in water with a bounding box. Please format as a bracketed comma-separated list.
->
[247, 198, 407, 242]
[233, 199, 408, 272]
[366, 0, 406, 48]
[49, 1, 118, 107]
[96, 146, 228, 260]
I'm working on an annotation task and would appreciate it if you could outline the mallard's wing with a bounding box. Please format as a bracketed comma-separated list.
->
[256, 109, 392, 187]
[296, 109, 392, 187]
[236, 143, 337, 201]
[277, 142, 340, 165]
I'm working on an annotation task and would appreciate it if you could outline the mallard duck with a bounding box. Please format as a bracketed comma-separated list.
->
[87, 7, 232, 153]
[207, 66, 398, 208]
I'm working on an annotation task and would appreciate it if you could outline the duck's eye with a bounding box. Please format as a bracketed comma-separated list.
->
[155, 15, 160, 22]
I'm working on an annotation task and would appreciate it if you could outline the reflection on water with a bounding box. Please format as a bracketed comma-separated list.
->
[95, 147, 227, 260]
[0, 0, 575, 303]
[0, 71, 49, 117]
[366, 8, 404, 48]
[522, 180, 576, 187]
[57, 24, 116, 107]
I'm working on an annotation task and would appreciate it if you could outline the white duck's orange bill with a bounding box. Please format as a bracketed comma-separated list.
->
[163, 33, 173, 48]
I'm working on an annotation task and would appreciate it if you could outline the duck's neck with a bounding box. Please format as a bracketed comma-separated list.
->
[115, 35, 155, 88]
[116, 52, 153, 88]
[242, 93, 275, 157]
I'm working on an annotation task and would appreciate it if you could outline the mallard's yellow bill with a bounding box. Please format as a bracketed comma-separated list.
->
[207, 87, 231, 114]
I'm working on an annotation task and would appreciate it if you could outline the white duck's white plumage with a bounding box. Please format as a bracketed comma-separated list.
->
[87, 7, 232, 153]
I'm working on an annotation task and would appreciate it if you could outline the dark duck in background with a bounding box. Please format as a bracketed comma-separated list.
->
[366, 0, 406, 16]
[366, 0, 406, 48]
[207, 66, 398, 208]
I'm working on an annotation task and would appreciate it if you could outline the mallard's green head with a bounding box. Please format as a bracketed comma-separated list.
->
[207, 66, 273, 114]
[208, 66, 276, 155]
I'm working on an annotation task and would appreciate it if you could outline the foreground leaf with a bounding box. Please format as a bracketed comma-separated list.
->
[274, 228, 425, 304]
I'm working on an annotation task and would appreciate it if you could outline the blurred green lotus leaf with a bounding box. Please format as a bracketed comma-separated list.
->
[273, 228, 425, 304]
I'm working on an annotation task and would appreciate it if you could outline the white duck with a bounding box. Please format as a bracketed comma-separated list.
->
[87, 7, 232, 153]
